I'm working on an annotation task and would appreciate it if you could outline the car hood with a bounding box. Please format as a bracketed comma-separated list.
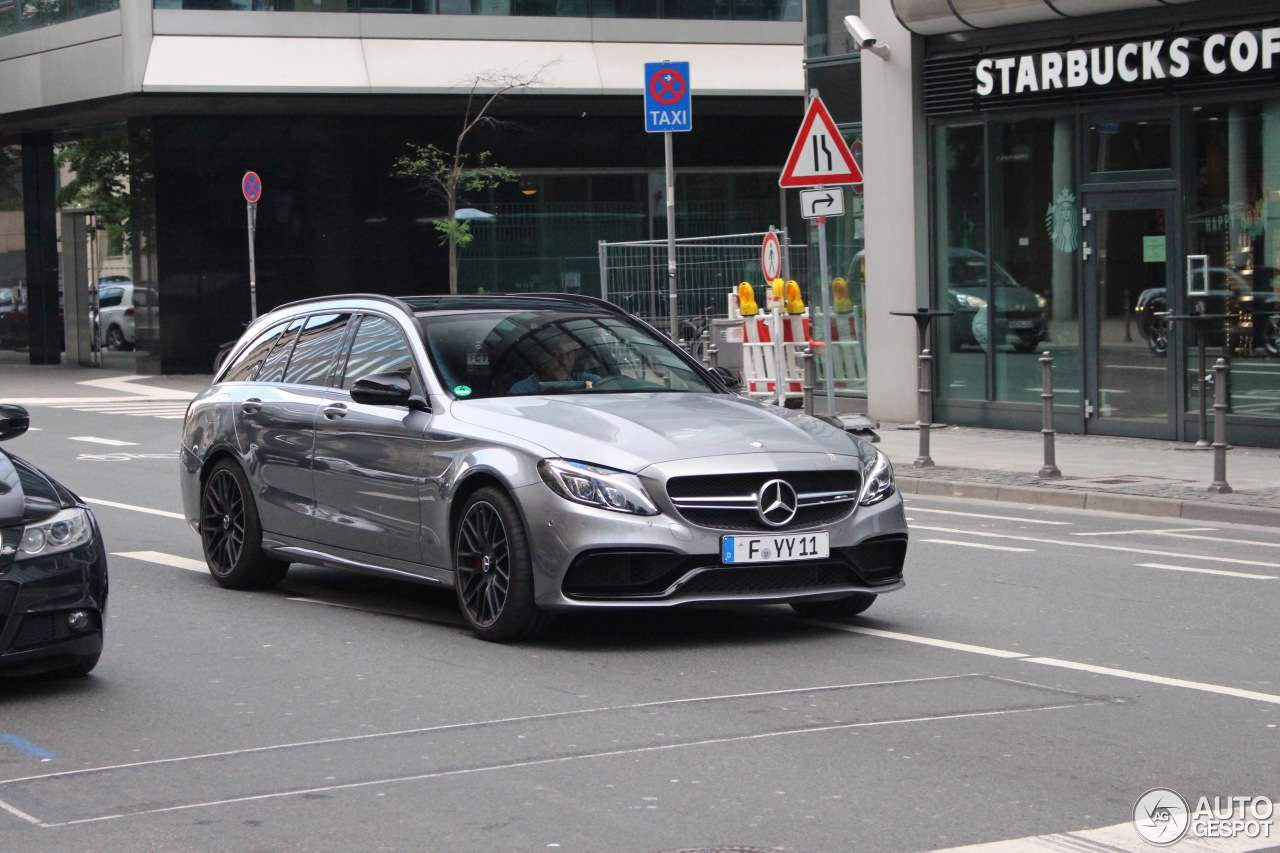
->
[449, 393, 863, 469]
[0, 448, 78, 526]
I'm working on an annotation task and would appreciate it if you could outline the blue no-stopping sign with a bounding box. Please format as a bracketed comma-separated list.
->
[644, 62, 691, 133]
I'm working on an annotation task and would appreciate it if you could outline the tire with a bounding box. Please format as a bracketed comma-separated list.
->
[200, 459, 289, 590]
[1263, 315, 1280, 358]
[105, 325, 125, 351]
[453, 486, 553, 642]
[790, 592, 877, 619]
[41, 651, 101, 679]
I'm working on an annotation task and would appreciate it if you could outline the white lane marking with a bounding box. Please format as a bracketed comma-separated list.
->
[68, 436, 140, 447]
[83, 498, 185, 520]
[35, 701, 1098, 829]
[810, 622, 1280, 706]
[921, 539, 1035, 553]
[0, 797, 42, 826]
[1025, 657, 1280, 705]
[74, 375, 194, 399]
[0, 674, 979, 788]
[819, 624, 1028, 659]
[927, 807, 1278, 852]
[111, 551, 208, 574]
[1137, 563, 1276, 581]
[1071, 527, 1216, 537]
[912, 524, 1280, 569]
[1124, 530, 1280, 551]
[908, 507, 1071, 525]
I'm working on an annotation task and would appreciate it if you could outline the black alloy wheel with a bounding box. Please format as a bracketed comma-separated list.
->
[200, 459, 288, 590]
[453, 486, 552, 642]
[1264, 314, 1280, 357]
[105, 325, 125, 351]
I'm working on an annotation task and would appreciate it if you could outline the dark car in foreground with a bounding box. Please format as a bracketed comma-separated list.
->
[180, 293, 907, 642]
[0, 405, 108, 678]
[944, 249, 1049, 353]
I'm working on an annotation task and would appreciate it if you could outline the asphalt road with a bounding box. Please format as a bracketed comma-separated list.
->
[2, 373, 1278, 852]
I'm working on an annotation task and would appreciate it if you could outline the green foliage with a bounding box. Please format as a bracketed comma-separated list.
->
[55, 136, 132, 243]
[434, 218, 473, 249]
[391, 143, 517, 208]
[0, 147, 21, 212]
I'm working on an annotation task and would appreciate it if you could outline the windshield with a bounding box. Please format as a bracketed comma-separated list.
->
[421, 310, 716, 399]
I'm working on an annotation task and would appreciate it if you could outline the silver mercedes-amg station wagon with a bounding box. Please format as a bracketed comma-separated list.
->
[179, 294, 907, 642]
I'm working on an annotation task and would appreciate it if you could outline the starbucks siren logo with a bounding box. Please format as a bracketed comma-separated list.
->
[1045, 187, 1079, 253]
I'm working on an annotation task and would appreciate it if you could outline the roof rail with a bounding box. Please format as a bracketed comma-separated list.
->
[399, 292, 629, 318]
[270, 293, 418, 322]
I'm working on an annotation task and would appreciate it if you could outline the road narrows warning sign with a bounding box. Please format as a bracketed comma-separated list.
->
[779, 97, 862, 188]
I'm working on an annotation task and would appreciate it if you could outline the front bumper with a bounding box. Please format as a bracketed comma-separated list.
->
[0, 528, 108, 677]
[518, 480, 907, 609]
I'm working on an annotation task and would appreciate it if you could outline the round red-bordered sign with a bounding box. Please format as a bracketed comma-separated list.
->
[242, 171, 263, 204]
[648, 68, 687, 106]
[761, 232, 782, 282]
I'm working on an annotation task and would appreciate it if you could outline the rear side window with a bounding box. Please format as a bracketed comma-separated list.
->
[340, 315, 416, 391]
[222, 319, 288, 383]
[284, 313, 351, 387]
[131, 289, 148, 307]
[257, 317, 304, 384]
[98, 288, 123, 308]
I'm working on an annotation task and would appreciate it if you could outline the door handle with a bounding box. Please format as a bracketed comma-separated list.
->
[242, 398, 262, 414]
[1082, 241, 1092, 260]
[323, 403, 348, 420]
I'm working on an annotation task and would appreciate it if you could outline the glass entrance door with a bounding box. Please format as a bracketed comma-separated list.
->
[1082, 191, 1178, 439]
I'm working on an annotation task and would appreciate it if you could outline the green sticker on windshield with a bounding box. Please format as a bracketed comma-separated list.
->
[454, 385, 472, 397]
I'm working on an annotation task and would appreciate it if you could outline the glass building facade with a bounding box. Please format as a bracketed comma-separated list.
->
[924, 12, 1280, 447]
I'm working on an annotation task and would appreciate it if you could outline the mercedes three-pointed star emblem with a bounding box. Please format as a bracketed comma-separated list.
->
[757, 479, 798, 527]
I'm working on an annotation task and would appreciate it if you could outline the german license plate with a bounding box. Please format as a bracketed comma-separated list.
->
[721, 532, 830, 564]
[1010, 320, 1036, 329]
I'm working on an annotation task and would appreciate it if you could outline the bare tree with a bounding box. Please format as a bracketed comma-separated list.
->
[392, 65, 551, 295]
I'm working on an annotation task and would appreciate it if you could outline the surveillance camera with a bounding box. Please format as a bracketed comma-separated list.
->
[844, 15, 889, 59]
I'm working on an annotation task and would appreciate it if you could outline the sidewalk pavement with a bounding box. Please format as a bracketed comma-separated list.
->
[876, 423, 1280, 528]
[4, 353, 1280, 527]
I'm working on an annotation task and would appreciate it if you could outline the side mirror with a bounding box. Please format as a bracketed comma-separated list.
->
[712, 365, 742, 390]
[350, 373, 414, 407]
[0, 404, 30, 441]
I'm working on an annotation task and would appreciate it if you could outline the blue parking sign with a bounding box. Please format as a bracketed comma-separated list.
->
[644, 62, 691, 133]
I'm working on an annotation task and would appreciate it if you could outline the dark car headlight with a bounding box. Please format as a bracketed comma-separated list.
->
[17, 507, 93, 560]
[538, 459, 659, 516]
[857, 447, 896, 507]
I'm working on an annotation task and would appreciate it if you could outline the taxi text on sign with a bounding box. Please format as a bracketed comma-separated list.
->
[644, 62, 692, 133]
[778, 97, 862, 188]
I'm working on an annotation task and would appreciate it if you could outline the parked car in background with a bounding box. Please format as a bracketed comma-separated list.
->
[0, 405, 109, 678]
[944, 249, 1049, 353]
[1135, 267, 1280, 357]
[0, 286, 26, 349]
[180, 294, 907, 643]
[96, 277, 140, 351]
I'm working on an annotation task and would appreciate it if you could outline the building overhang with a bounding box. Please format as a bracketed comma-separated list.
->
[890, 0, 1207, 37]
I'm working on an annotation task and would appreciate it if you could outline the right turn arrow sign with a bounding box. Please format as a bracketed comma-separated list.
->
[799, 188, 846, 219]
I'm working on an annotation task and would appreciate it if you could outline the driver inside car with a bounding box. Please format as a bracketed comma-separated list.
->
[509, 331, 601, 394]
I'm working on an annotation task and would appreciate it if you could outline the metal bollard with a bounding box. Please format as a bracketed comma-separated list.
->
[678, 337, 688, 354]
[1209, 357, 1232, 494]
[707, 337, 719, 370]
[1038, 351, 1062, 479]
[914, 348, 935, 468]
[700, 329, 711, 369]
[801, 346, 815, 416]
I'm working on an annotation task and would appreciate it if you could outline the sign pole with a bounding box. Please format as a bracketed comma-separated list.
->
[247, 201, 258, 321]
[665, 130, 678, 341]
[814, 198, 836, 417]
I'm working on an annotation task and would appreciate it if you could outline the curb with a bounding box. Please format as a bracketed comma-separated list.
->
[896, 476, 1280, 529]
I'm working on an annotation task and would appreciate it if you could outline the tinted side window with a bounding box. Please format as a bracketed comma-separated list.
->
[98, 288, 123, 308]
[284, 313, 351, 387]
[131, 289, 148, 307]
[223, 320, 288, 383]
[341, 315, 416, 391]
[257, 317, 304, 384]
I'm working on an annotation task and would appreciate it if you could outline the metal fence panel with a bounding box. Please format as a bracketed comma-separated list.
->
[599, 231, 810, 332]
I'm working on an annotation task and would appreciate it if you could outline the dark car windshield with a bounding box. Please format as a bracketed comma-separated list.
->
[421, 310, 715, 399]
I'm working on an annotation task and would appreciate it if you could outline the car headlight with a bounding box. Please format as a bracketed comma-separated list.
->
[16, 507, 93, 560]
[954, 293, 987, 309]
[857, 447, 896, 507]
[1035, 294, 1048, 309]
[538, 459, 659, 516]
